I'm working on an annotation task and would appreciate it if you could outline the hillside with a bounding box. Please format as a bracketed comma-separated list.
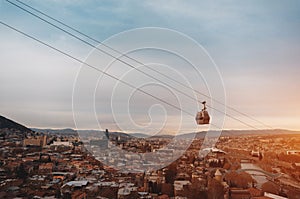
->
[0, 115, 33, 133]
[31, 128, 77, 135]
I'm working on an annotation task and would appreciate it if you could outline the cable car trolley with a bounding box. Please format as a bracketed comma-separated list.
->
[196, 101, 210, 125]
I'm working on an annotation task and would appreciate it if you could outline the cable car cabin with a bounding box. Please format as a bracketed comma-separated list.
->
[196, 110, 210, 125]
[196, 101, 210, 125]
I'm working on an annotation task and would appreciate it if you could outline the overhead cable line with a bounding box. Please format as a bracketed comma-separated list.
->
[1, 21, 224, 129]
[10, 0, 274, 130]
[6, 0, 265, 130]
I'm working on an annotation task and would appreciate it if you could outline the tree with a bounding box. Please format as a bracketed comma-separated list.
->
[234, 172, 254, 189]
[287, 190, 300, 199]
[207, 178, 224, 199]
[224, 171, 255, 189]
[223, 162, 231, 170]
[16, 163, 28, 179]
[224, 171, 238, 187]
[261, 181, 280, 195]
[165, 162, 177, 184]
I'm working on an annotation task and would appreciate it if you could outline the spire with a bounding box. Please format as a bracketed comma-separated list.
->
[214, 169, 222, 181]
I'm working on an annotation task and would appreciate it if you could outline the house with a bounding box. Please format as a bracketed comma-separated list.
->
[71, 190, 86, 199]
[39, 163, 53, 174]
[286, 150, 300, 155]
[229, 188, 251, 199]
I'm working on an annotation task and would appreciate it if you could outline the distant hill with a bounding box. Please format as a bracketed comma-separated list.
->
[32, 128, 134, 139]
[177, 129, 300, 139]
[131, 133, 150, 138]
[31, 128, 77, 135]
[0, 115, 33, 133]
[31, 127, 300, 139]
[3, 114, 298, 139]
[220, 129, 300, 136]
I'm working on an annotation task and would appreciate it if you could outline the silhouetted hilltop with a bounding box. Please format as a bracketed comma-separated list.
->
[0, 115, 33, 133]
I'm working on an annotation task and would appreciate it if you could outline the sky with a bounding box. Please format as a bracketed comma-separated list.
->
[0, 0, 300, 133]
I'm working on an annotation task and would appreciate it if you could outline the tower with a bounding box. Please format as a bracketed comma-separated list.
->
[105, 129, 109, 139]
[214, 169, 222, 182]
[42, 135, 47, 147]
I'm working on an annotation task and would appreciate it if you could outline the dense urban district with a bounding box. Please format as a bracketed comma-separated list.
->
[0, 116, 300, 199]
